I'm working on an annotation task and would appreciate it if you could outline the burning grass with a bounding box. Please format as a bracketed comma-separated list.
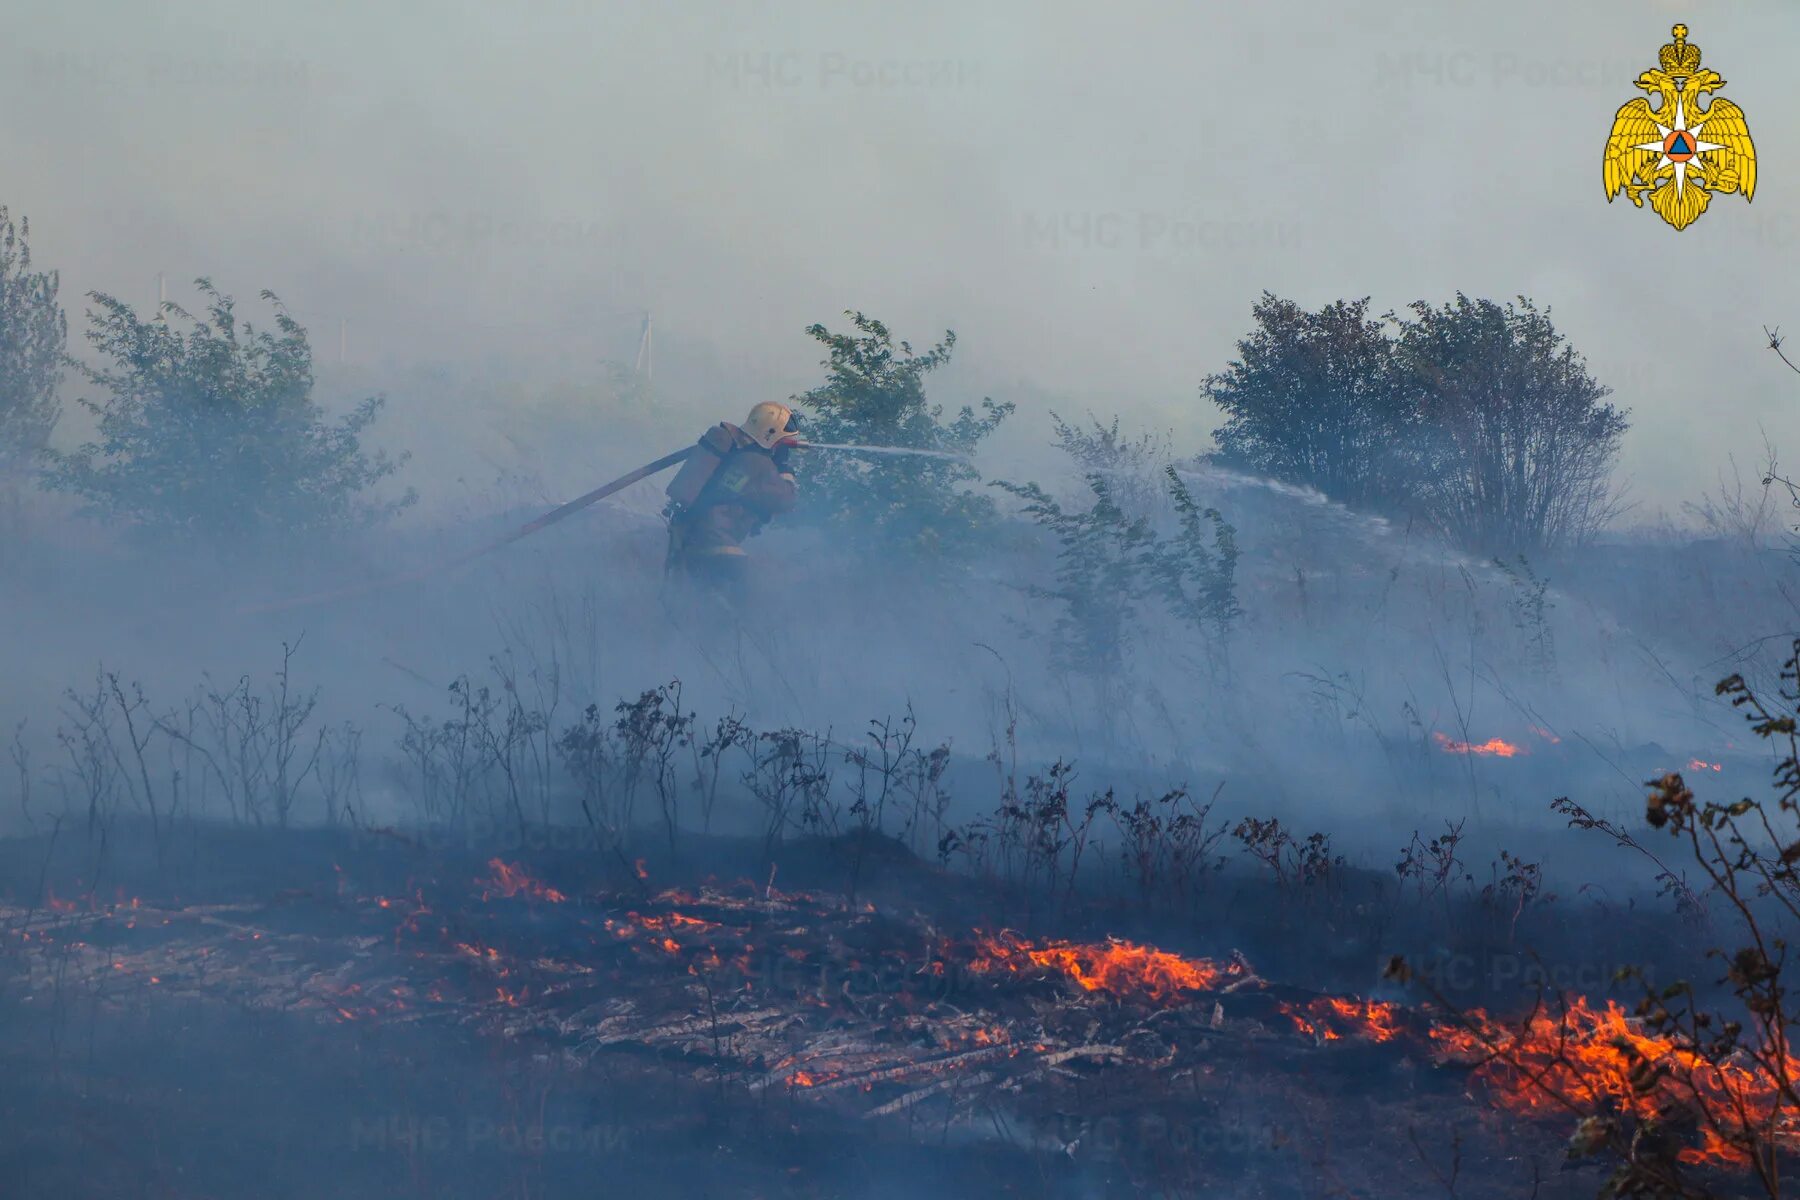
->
[965, 930, 1246, 1002]
[1279, 996, 1405, 1044]
[1429, 995, 1797, 1168]
[480, 858, 567, 903]
[6, 638, 1795, 1198]
[3, 834, 1785, 1192]
[1433, 732, 1525, 758]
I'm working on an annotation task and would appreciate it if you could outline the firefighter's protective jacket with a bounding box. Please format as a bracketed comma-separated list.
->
[670, 423, 797, 557]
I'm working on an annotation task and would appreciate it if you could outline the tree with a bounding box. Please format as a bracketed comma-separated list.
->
[0, 207, 66, 475]
[1397, 294, 1627, 555]
[1204, 291, 1629, 556]
[45, 280, 411, 546]
[792, 312, 1013, 558]
[1205, 293, 1421, 512]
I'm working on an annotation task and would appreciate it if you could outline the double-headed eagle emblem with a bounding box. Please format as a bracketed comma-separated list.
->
[1603, 24, 1755, 231]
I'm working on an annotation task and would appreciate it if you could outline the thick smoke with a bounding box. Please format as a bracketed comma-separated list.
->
[4, 5, 1800, 1195]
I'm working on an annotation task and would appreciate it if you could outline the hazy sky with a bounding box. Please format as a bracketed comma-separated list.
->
[5, 0, 1796, 511]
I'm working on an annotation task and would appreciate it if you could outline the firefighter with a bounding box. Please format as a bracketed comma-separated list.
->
[662, 401, 801, 598]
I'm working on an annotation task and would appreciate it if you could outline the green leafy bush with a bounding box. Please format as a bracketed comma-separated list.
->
[996, 463, 1242, 677]
[792, 311, 1012, 559]
[993, 474, 1153, 675]
[1149, 466, 1242, 645]
[0, 207, 65, 475]
[46, 280, 412, 546]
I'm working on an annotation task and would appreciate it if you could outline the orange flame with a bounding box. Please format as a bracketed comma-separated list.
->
[480, 859, 566, 903]
[960, 928, 1785, 1169]
[454, 941, 501, 962]
[1281, 996, 1403, 1043]
[604, 909, 722, 957]
[968, 932, 1232, 1003]
[1431, 996, 1790, 1166]
[1433, 732, 1522, 758]
[1687, 758, 1724, 773]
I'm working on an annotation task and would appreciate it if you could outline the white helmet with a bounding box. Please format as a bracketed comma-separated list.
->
[743, 402, 799, 449]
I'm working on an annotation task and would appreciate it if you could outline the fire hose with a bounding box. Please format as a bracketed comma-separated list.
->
[237, 441, 968, 616]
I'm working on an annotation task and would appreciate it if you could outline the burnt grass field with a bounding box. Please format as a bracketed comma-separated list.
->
[4, 477, 1797, 1200]
[4, 533, 1795, 1200]
[0, 793, 1754, 1200]
[7, 16, 1800, 1191]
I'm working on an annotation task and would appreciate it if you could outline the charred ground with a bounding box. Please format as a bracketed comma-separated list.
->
[0, 787, 1759, 1200]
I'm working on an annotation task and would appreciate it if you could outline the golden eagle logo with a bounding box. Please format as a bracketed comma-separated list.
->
[1603, 24, 1755, 231]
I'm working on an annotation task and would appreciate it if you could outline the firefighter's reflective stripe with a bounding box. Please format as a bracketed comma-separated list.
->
[690, 544, 747, 556]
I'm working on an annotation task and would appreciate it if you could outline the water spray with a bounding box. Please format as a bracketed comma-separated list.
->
[794, 442, 971, 462]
